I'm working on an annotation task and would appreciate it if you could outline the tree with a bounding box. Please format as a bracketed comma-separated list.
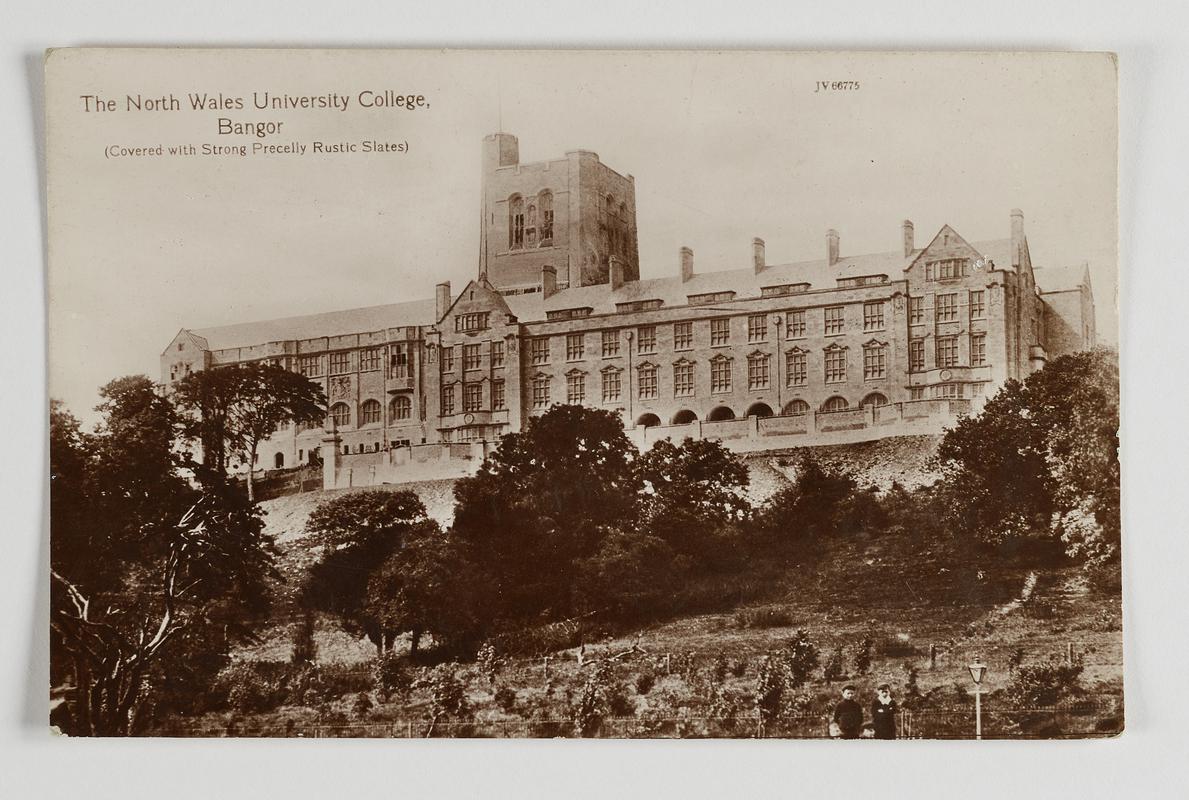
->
[173, 362, 326, 497]
[50, 380, 279, 735]
[635, 437, 750, 558]
[755, 454, 857, 545]
[935, 348, 1120, 567]
[451, 404, 640, 623]
[302, 490, 433, 654]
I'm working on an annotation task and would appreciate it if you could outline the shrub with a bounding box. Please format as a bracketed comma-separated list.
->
[785, 630, 820, 689]
[373, 650, 412, 699]
[1006, 658, 1084, 706]
[352, 691, 373, 717]
[493, 686, 518, 713]
[477, 641, 502, 685]
[290, 609, 318, 666]
[876, 635, 921, 659]
[634, 671, 657, 695]
[853, 637, 873, 675]
[734, 606, 795, 629]
[822, 648, 846, 683]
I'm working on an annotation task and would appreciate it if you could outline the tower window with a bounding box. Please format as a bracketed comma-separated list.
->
[509, 195, 525, 250]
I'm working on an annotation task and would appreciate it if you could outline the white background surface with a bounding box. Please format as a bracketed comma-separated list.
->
[3, 2, 1186, 798]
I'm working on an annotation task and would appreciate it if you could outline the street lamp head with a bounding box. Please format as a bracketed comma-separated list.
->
[969, 658, 988, 686]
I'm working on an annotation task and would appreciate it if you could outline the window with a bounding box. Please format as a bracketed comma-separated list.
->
[786, 310, 806, 338]
[329, 352, 351, 374]
[971, 333, 987, 366]
[530, 337, 549, 365]
[824, 345, 847, 383]
[330, 403, 351, 428]
[822, 396, 849, 412]
[637, 326, 657, 354]
[298, 355, 322, 377]
[925, 258, 967, 281]
[566, 333, 585, 361]
[567, 372, 586, 404]
[863, 343, 887, 380]
[547, 307, 594, 321]
[526, 202, 538, 248]
[463, 382, 483, 412]
[601, 330, 620, 357]
[390, 344, 409, 378]
[455, 312, 490, 333]
[710, 356, 732, 393]
[762, 283, 810, 298]
[390, 395, 411, 422]
[440, 385, 455, 416]
[601, 368, 622, 403]
[673, 360, 694, 397]
[360, 399, 381, 425]
[970, 290, 986, 319]
[786, 349, 807, 387]
[785, 399, 810, 415]
[509, 195, 525, 249]
[539, 191, 554, 245]
[359, 349, 382, 372]
[491, 340, 505, 369]
[910, 387, 926, 400]
[688, 291, 736, 306]
[824, 306, 845, 335]
[532, 375, 550, 409]
[909, 296, 924, 325]
[863, 302, 885, 331]
[936, 293, 959, 322]
[936, 336, 959, 368]
[616, 299, 664, 313]
[933, 383, 965, 399]
[673, 322, 693, 350]
[638, 363, 658, 399]
[910, 339, 925, 372]
[861, 393, 889, 408]
[492, 380, 506, 410]
[710, 318, 731, 346]
[748, 314, 768, 342]
[463, 344, 482, 371]
[440, 346, 455, 373]
[747, 353, 771, 390]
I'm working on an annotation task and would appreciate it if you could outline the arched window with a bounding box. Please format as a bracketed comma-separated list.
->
[783, 399, 811, 416]
[708, 406, 736, 422]
[390, 395, 412, 422]
[860, 392, 890, 408]
[329, 402, 351, 428]
[508, 195, 525, 249]
[539, 191, 554, 245]
[274, 452, 284, 469]
[526, 203, 538, 247]
[746, 402, 774, 419]
[360, 399, 382, 426]
[821, 396, 849, 413]
[636, 413, 661, 428]
[672, 409, 698, 425]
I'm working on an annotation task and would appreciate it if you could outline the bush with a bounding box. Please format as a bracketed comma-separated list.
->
[634, 671, 657, 695]
[373, 651, 412, 699]
[493, 686, 518, 713]
[734, 606, 795, 629]
[1007, 658, 1084, 706]
[853, 637, 873, 675]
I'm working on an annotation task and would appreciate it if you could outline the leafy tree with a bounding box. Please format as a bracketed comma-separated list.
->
[936, 348, 1120, 568]
[173, 362, 326, 497]
[573, 530, 678, 620]
[50, 384, 277, 737]
[635, 437, 750, 557]
[302, 490, 436, 654]
[755, 454, 857, 544]
[451, 404, 639, 623]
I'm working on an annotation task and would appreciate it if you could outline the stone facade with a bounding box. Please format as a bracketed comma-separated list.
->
[159, 133, 1098, 483]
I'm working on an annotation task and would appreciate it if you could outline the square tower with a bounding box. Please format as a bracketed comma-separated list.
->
[479, 133, 639, 293]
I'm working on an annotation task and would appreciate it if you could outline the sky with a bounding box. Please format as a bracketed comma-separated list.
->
[46, 50, 1118, 425]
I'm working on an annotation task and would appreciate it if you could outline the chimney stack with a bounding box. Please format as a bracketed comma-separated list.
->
[1010, 208, 1025, 267]
[752, 237, 766, 274]
[541, 265, 558, 299]
[826, 229, 840, 266]
[609, 256, 625, 290]
[680, 246, 694, 282]
[902, 220, 915, 258]
[435, 281, 451, 321]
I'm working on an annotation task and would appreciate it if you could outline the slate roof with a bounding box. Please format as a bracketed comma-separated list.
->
[1035, 263, 1090, 293]
[190, 297, 437, 351]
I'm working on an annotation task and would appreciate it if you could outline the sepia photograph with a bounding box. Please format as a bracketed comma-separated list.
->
[44, 48, 1121, 741]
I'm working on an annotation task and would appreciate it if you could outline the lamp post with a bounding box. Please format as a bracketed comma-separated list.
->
[968, 657, 988, 740]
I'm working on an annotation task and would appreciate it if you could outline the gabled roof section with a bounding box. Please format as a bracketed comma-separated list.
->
[189, 298, 436, 351]
[439, 278, 513, 324]
[160, 328, 210, 356]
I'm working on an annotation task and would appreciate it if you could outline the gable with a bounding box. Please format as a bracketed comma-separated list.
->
[905, 225, 986, 274]
[440, 279, 514, 326]
[160, 328, 209, 357]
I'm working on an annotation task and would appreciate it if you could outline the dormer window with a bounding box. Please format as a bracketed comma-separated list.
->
[925, 258, 968, 281]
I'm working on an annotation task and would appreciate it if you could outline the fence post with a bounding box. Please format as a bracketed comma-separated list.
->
[1067, 641, 1075, 664]
[665, 653, 672, 674]
[930, 644, 937, 670]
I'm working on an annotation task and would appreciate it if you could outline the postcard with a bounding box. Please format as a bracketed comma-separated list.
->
[46, 49, 1120, 738]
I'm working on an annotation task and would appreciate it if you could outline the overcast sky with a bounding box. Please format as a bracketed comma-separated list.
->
[47, 50, 1117, 424]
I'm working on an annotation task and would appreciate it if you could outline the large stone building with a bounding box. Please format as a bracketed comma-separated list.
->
[161, 133, 1097, 484]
